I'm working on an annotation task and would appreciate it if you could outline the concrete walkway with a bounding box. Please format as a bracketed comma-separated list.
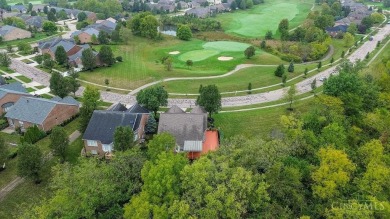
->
[0, 177, 24, 202]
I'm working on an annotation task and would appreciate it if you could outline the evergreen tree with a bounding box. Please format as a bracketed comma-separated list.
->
[114, 126, 135, 151]
[50, 126, 69, 163]
[81, 48, 96, 71]
[288, 61, 294, 73]
[55, 45, 67, 65]
[274, 64, 285, 77]
[145, 114, 157, 134]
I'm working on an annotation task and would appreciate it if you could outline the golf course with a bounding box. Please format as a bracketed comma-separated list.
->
[216, 0, 313, 37]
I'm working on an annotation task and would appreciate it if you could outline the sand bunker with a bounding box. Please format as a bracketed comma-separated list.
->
[218, 56, 233, 61]
[169, 51, 180, 55]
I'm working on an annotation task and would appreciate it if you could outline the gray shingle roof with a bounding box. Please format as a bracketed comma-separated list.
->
[0, 82, 29, 99]
[82, 110, 143, 144]
[108, 102, 128, 111]
[51, 96, 79, 105]
[0, 25, 16, 36]
[127, 103, 150, 114]
[158, 105, 207, 149]
[5, 96, 78, 125]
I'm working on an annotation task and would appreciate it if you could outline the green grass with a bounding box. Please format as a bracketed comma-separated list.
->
[179, 49, 220, 62]
[214, 98, 315, 139]
[215, 0, 313, 38]
[21, 59, 33, 64]
[40, 93, 53, 99]
[15, 75, 32, 83]
[6, 79, 17, 83]
[0, 33, 56, 48]
[162, 64, 313, 94]
[79, 36, 283, 90]
[35, 85, 46, 90]
[0, 66, 15, 73]
[65, 137, 84, 164]
[26, 87, 36, 92]
[202, 41, 252, 51]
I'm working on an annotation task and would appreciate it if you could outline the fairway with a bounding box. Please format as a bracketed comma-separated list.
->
[179, 49, 220, 62]
[216, 0, 313, 37]
[203, 41, 251, 52]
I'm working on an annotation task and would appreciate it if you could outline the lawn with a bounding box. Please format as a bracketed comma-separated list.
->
[215, 0, 313, 38]
[79, 36, 283, 90]
[0, 66, 15, 73]
[35, 85, 46, 89]
[214, 97, 316, 139]
[26, 87, 36, 92]
[0, 32, 57, 48]
[15, 75, 32, 83]
[162, 64, 313, 94]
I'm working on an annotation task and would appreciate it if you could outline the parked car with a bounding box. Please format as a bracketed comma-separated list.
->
[319, 76, 326, 82]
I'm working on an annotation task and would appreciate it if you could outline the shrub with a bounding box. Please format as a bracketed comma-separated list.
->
[21, 125, 46, 144]
[116, 56, 123, 62]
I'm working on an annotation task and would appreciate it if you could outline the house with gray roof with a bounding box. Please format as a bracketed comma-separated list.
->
[49, 6, 97, 21]
[82, 103, 150, 156]
[185, 7, 211, 18]
[5, 96, 79, 132]
[11, 5, 26, 13]
[0, 25, 31, 41]
[158, 105, 208, 151]
[0, 82, 31, 113]
[24, 16, 45, 30]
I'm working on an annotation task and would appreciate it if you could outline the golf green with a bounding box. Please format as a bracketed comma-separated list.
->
[178, 50, 220, 62]
[217, 0, 312, 37]
[203, 41, 251, 52]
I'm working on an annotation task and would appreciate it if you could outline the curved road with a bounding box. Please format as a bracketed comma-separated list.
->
[10, 25, 390, 108]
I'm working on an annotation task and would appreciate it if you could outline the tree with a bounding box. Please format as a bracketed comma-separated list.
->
[288, 61, 294, 73]
[0, 136, 7, 170]
[104, 78, 109, 90]
[365, 52, 370, 59]
[165, 57, 173, 71]
[361, 16, 374, 29]
[248, 82, 252, 94]
[282, 73, 287, 86]
[114, 126, 135, 152]
[0, 52, 11, 67]
[278, 19, 289, 40]
[330, 56, 334, 65]
[186, 60, 193, 69]
[50, 72, 69, 98]
[56, 10, 68, 20]
[98, 31, 110, 44]
[274, 64, 285, 77]
[136, 86, 168, 116]
[43, 59, 55, 72]
[17, 42, 32, 55]
[303, 68, 308, 78]
[230, 0, 237, 10]
[314, 15, 334, 30]
[50, 126, 69, 163]
[27, 3, 33, 12]
[91, 34, 98, 45]
[347, 23, 358, 35]
[17, 143, 43, 183]
[146, 133, 176, 161]
[140, 15, 159, 39]
[265, 30, 273, 40]
[244, 46, 256, 59]
[43, 5, 48, 14]
[119, 28, 132, 44]
[176, 25, 192, 41]
[341, 50, 345, 58]
[239, 0, 246, 9]
[370, 12, 383, 23]
[196, 84, 221, 117]
[81, 48, 96, 71]
[55, 45, 67, 65]
[260, 40, 266, 49]
[47, 11, 57, 22]
[311, 78, 317, 93]
[42, 21, 58, 34]
[312, 147, 356, 200]
[317, 61, 322, 69]
[99, 46, 115, 66]
[79, 86, 100, 132]
[7, 45, 12, 53]
[145, 114, 157, 134]
[343, 32, 354, 48]
[31, 10, 37, 16]
[65, 76, 80, 96]
[284, 85, 297, 110]
[77, 12, 87, 22]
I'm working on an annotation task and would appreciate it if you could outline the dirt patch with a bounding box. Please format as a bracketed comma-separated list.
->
[218, 56, 233, 61]
[169, 51, 180, 55]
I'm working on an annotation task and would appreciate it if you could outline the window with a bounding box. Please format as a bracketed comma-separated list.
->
[87, 140, 98, 147]
[133, 133, 138, 141]
[102, 144, 112, 152]
[91, 150, 98, 155]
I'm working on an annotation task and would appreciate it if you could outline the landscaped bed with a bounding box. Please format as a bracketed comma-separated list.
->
[15, 75, 32, 83]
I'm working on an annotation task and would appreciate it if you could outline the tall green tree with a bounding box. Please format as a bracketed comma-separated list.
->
[98, 31, 110, 44]
[196, 84, 222, 117]
[55, 45, 67, 65]
[288, 61, 294, 72]
[50, 72, 69, 98]
[42, 21, 58, 34]
[274, 64, 285, 77]
[146, 133, 176, 161]
[77, 12, 87, 22]
[17, 143, 43, 183]
[176, 25, 192, 41]
[284, 85, 297, 110]
[136, 86, 168, 116]
[79, 86, 100, 132]
[98, 45, 115, 66]
[278, 19, 289, 40]
[244, 46, 256, 59]
[114, 126, 135, 151]
[81, 48, 96, 71]
[49, 126, 69, 163]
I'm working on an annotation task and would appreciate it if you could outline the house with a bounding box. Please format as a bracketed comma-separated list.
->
[0, 25, 31, 41]
[49, 7, 97, 21]
[24, 16, 45, 30]
[326, 25, 349, 37]
[68, 44, 100, 67]
[11, 5, 26, 13]
[0, 82, 32, 113]
[158, 105, 207, 151]
[177, 1, 189, 9]
[82, 103, 150, 156]
[185, 7, 211, 18]
[5, 96, 79, 132]
[187, 130, 219, 159]
[38, 37, 82, 59]
[71, 28, 100, 44]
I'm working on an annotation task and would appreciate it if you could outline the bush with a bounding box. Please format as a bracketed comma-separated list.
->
[116, 56, 123, 62]
[7, 147, 18, 159]
[21, 125, 46, 144]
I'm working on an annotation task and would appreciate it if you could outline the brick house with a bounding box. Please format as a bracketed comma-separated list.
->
[0, 25, 31, 41]
[0, 82, 32, 113]
[82, 103, 150, 156]
[71, 28, 99, 44]
[5, 96, 79, 132]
